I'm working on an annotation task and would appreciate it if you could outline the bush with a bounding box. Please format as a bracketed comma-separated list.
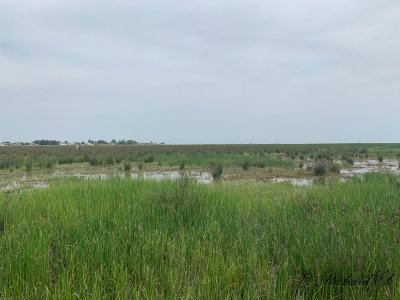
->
[138, 162, 143, 170]
[378, 155, 383, 162]
[179, 161, 185, 170]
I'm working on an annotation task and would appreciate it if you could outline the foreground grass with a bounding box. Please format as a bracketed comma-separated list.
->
[1, 174, 400, 298]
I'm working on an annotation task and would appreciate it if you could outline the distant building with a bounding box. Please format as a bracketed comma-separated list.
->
[59, 142, 69, 146]
[86, 142, 94, 146]
[108, 142, 115, 146]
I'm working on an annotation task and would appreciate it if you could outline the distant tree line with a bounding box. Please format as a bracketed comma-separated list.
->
[20, 139, 152, 145]
[115, 140, 138, 145]
[33, 140, 60, 145]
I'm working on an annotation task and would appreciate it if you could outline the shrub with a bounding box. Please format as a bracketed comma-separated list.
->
[378, 155, 383, 162]
[138, 162, 143, 170]
[179, 160, 185, 170]
[116, 157, 122, 164]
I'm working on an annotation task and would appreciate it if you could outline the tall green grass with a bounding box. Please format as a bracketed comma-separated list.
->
[0, 174, 400, 298]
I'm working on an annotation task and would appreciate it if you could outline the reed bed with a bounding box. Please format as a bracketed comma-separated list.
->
[0, 174, 399, 298]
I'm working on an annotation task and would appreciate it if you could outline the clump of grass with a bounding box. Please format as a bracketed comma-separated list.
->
[313, 161, 327, 176]
[342, 155, 354, 165]
[124, 162, 131, 171]
[255, 160, 266, 168]
[138, 162, 143, 170]
[378, 155, 384, 162]
[25, 161, 33, 172]
[329, 164, 341, 174]
[0, 214, 4, 234]
[144, 155, 154, 163]
[106, 157, 115, 166]
[83, 153, 90, 162]
[89, 157, 100, 167]
[241, 160, 250, 170]
[179, 160, 185, 170]
[211, 162, 223, 178]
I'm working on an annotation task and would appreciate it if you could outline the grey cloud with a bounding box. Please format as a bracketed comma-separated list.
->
[1, 0, 399, 143]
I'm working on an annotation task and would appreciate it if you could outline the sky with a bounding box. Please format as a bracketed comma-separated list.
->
[1, 0, 399, 144]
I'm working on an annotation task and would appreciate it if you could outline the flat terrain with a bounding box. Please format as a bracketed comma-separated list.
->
[1, 143, 400, 191]
[1, 144, 400, 298]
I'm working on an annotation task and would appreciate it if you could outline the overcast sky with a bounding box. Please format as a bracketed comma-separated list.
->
[1, 0, 399, 143]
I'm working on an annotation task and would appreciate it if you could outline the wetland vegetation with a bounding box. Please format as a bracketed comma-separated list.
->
[1, 143, 400, 298]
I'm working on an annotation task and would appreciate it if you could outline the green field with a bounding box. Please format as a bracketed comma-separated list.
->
[1, 173, 400, 298]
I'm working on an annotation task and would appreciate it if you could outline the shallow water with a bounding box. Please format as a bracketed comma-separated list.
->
[130, 171, 213, 184]
[340, 159, 400, 176]
[270, 177, 314, 186]
[73, 170, 214, 184]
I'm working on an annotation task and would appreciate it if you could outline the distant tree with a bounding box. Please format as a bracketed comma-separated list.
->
[96, 140, 107, 145]
[111, 139, 117, 144]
